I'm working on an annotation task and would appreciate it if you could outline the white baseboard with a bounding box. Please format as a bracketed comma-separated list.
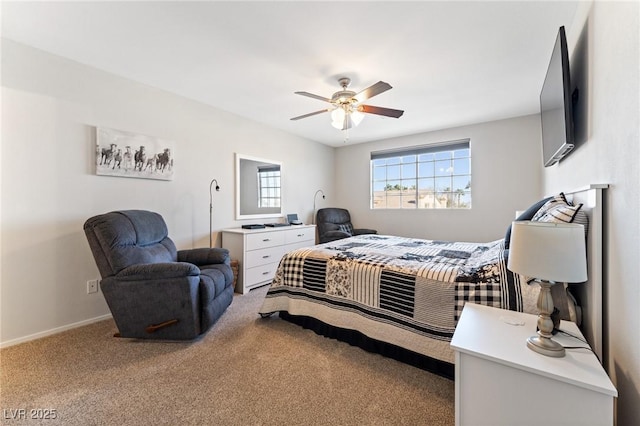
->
[0, 314, 113, 349]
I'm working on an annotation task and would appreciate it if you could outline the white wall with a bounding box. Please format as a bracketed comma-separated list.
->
[333, 115, 543, 242]
[545, 3, 639, 425]
[0, 39, 334, 345]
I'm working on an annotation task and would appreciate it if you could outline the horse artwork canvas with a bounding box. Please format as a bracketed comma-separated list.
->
[96, 127, 174, 181]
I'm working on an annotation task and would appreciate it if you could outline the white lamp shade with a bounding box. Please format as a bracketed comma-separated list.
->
[331, 107, 345, 127]
[350, 108, 364, 126]
[331, 105, 363, 130]
[507, 221, 587, 283]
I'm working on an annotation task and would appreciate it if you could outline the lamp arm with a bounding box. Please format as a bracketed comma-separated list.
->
[209, 179, 220, 248]
[312, 189, 325, 224]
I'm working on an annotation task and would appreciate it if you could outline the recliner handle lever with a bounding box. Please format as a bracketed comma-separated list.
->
[145, 319, 179, 333]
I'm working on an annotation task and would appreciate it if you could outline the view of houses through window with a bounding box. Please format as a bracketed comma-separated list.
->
[371, 139, 471, 209]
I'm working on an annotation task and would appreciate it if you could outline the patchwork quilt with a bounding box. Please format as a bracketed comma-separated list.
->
[259, 234, 535, 363]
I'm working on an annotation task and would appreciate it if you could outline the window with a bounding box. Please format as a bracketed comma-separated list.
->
[371, 139, 471, 209]
[257, 166, 281, 208]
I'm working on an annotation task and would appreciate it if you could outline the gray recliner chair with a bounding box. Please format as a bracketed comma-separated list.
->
[316, 208, 377, 244]
[84, 210, 234, 340]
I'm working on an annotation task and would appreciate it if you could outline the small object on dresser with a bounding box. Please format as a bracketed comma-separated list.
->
[241, 224, 265, 229]
[287, 213, 303, 225]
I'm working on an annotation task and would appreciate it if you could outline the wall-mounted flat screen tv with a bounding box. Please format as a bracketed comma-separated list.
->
[540, 26, 574, 167]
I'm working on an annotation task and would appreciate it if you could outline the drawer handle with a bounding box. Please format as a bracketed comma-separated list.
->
[262, 271, 270, 275]
[262, 255, 271, 259]
[262, 238, 271, 242]
[297, 234, 304, 237]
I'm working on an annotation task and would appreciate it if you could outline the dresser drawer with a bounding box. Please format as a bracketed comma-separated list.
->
[283, 227, 315, 245]
[286, 240, 315, 252]
[245, 262, 279, 287]
[246, 231, 285, 250]
[245, 246, 285, 268]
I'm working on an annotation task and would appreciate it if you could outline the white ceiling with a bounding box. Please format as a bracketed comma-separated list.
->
[1, 1, 579, 147]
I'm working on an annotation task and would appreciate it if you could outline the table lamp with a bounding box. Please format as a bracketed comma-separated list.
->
[507, 221, 587, 357]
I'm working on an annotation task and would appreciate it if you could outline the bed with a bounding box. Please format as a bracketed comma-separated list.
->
[258, 185, 607, 378]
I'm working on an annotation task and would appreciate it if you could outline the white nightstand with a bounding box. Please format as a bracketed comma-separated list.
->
[451, 303, 617, 426]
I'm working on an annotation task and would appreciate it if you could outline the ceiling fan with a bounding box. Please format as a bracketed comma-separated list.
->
[290, 77, 404, 131]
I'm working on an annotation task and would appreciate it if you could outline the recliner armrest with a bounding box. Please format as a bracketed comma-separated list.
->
[321, 230, 352, 242]
[116, 262, 200, 281]
[353, 228, 377, 235]
[177, 248, 230, 266]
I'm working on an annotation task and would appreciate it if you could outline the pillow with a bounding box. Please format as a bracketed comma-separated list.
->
[534, 202, 583, 223]
[337, 223, 354, 235]
[535, 202, 589, 236]
[531, 193, 569, 221]
[504, 196, 553, 249]
[571, 206, 589, 234]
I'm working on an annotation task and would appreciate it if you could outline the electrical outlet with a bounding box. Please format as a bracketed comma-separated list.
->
[87, 279, 99, 294]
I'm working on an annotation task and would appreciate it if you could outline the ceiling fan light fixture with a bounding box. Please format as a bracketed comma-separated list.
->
[350, 108, 364, 126]
[291, 77, 404, 137]
[332, 116, 353, 130]
[331, 107, 345, 129]
[331, 103, 363, 130]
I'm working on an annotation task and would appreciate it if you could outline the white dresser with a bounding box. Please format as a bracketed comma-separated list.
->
[450, 303, 617, 426]
[222, 225, 316, 294]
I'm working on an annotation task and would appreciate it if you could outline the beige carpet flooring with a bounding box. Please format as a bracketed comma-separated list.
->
[0, 285, 454, 425]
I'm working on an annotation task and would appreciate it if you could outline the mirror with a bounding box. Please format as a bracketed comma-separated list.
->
[235, 154, 282, 220]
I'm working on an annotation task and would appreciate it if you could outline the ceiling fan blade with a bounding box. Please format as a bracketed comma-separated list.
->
[354, 81, 392, 102]
[358, 105, 404, 118]
[290, 109, 331, 121]
[294, 91, 332, 103]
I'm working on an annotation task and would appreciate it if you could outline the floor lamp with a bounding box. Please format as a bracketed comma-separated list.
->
[312, 189, 325, 224]
[209, 179, 220, 248]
